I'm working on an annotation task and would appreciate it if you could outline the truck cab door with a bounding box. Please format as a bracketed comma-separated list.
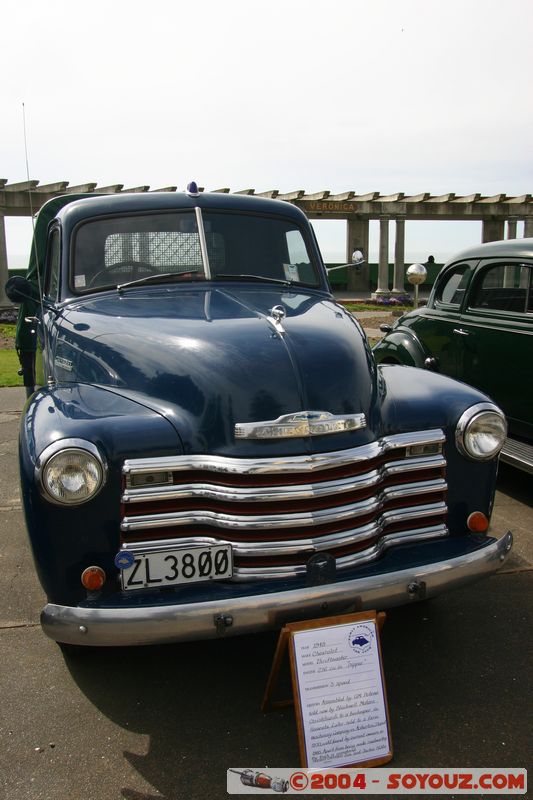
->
[35, 226, 62, 386]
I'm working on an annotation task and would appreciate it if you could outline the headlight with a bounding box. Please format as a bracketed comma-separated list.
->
[37, 439, 106, 505]
[455, 403, 507, 461]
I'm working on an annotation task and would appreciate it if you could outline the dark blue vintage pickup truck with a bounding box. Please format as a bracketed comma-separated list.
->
[6, 187, 512, 648]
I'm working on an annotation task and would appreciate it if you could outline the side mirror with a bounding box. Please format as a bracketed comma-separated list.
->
[379, 324, 393, 334]
[326, 251, 366, 274]
[5, 276, 39, 304]
[5, 276, 55, 311]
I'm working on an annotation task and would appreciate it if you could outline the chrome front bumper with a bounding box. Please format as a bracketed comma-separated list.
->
[41, 531, 513, 647]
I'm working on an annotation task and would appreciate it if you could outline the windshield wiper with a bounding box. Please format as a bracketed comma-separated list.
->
[214, 273, 292, 286]
[117, 270, 203, 292]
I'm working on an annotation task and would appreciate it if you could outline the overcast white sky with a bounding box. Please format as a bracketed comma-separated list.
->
[2, 0, 532, 265]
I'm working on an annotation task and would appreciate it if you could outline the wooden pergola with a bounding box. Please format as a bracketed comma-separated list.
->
[1, 179, 532, 303]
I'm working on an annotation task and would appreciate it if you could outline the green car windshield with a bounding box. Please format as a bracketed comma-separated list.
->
[73, 210, 320, 292]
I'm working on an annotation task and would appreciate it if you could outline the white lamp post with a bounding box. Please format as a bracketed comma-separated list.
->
[406, 263, 427, 307]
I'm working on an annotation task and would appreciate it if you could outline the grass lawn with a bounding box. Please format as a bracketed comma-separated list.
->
[0, 350, 22, 387]
[0, 323, 16, 339]
[0, 324, 21, 387]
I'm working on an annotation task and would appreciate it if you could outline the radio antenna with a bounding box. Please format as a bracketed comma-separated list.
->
[22, 102, 52, 384]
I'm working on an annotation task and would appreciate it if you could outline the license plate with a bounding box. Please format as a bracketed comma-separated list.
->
[121, 544, 233, 591]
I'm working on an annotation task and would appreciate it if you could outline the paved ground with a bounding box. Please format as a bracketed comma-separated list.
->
[0, 387, 531, 800]
[349, 310, 397, 339]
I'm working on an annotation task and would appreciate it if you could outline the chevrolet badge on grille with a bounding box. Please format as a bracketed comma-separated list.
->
[234, 411, 367, 440]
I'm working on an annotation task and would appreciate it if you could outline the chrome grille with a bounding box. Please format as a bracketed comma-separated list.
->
[120, 429, 448, 580]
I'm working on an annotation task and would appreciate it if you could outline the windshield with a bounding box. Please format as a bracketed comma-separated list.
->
[203, 211, 320, 287]
[73, 211, 204, 292]
[72, 209, 320, 292]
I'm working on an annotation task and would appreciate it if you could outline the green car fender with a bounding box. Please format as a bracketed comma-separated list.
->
[373, 327, 429, 368]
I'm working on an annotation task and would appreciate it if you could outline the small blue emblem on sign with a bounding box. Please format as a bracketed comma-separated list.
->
[114, 550, 135, 570]
[348, 624, 373, 654]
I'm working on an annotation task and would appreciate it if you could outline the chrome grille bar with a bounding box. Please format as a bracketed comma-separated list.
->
[231, 525, 449, 580]
[119, 429, 448, 581]
[121, 479, 447, 532]
[122, 429, 445, 479]
[119, 505, 448, 559]
[122, 495, 378, 532]
[121, 454, 446, 504]
[123, 469, 381, 505]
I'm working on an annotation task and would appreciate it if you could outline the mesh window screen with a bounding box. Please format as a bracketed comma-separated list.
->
[105, 232, 206, 271]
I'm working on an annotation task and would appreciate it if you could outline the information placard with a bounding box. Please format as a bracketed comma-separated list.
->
[262, 611, 392, 769]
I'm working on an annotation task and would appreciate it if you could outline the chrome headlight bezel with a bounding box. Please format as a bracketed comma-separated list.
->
[35, 439, 107, 506]
[455, 403, 507, 461]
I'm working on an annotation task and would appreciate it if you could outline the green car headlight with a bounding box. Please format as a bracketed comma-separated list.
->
[456, 403, 507, 461]
[37, 439, 106, 505]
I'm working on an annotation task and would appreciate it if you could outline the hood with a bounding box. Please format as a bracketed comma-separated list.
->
[53, 286, 379, 455]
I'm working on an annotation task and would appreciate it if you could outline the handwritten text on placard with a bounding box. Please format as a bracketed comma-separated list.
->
[293, 621, 390, 768]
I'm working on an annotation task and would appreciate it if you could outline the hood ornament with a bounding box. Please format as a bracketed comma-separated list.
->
[267, 305, 286, 335]
[235, 410, 366, 440]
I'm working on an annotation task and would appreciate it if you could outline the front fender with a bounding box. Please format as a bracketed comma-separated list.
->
[377, 364, 500, 532]
[373, 327, 427, 367]
[19, 383, 182, 606]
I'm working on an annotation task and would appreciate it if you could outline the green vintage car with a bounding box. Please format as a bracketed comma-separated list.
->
[374, 238, 533, 473]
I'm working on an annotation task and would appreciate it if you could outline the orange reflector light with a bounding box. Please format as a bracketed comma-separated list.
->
[81, 566, 106, 591]
[467, 511, 489, 533]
